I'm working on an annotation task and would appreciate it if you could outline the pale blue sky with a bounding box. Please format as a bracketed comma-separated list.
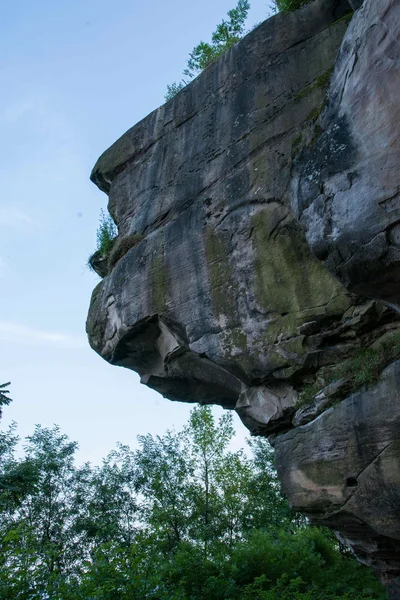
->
[1, 0, 273, 463]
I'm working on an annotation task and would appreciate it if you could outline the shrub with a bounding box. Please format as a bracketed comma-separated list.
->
[165, 0, 250, 101]
[88, 210, 118, 275]
[96, 209, 117, 256]
[274, 0, 312, 11]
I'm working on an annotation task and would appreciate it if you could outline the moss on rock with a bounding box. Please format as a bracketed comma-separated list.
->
[108, 233, 144, 271]
[204, 227, 237, 324]
[297, 330, 400, 407]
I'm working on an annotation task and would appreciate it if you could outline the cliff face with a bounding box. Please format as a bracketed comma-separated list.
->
[291, 0, 400, 307]
[87, 0, 400, 582]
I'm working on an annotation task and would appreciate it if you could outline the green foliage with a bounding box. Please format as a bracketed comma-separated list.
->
[0, 383, 11, 420]
[88, 209, 118, 274]
[299, 331, 400, 407]
[165, 81, 186, 101]
[96, 209, 117, 257]
[274, 0, 311, 11]
[0, 406, 387, 599]
[166, 0, 250, 101]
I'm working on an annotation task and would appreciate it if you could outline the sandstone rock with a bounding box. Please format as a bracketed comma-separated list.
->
[87, 0, 353, 391]
[274, 360, 400, 575]
[86, 0, 400, 582]
[292, 0, 400, 308]
[236, 384, 298, 435]
[348, 0, 363, 9]
[293, 377, 350, 427]
[88, 250, 108, 278]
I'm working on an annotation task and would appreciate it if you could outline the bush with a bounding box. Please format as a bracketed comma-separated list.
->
[96, 209, 117, 256]
[274, 0, 311, 11]
[88, 210, 118, 275]
[166, 0, 250, 101]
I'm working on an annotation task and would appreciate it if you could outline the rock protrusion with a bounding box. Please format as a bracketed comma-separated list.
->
[236, 384, 298, 435]
[86, 0, 400, 580]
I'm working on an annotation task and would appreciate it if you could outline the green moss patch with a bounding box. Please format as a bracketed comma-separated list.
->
[297, 331, 400, 407]
[294, 68, 334, 103]
[251, 208, 348, 320]
[204, 227, 237, 323]
[108, 233, 144, 271]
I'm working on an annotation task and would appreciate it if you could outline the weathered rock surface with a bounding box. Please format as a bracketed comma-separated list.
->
[274, 360, 400, 575]
[88, 0, 354, 397]
[236, 383, 298, 435]
[348, 0, 363, 9]
[88, 250, 108, 278]
[86, 0, 400, 583]
[292, 0, 400, 308]
[292, 377, 349, 427]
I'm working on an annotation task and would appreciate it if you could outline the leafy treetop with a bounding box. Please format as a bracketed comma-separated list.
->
[165, 0, 250, 101]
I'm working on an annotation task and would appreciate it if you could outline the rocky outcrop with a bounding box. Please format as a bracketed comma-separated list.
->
[86, 0, 400, 585]
[291, 0, 400, 308]
[88, 0, 354, 401]
[275, 360, 400, 575]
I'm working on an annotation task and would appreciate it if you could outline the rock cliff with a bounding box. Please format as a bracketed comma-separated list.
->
[86, 0, 400, 586]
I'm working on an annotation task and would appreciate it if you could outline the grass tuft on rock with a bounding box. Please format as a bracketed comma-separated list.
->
[275, 0, 311, 12]
[96, 209, 117, 256]
[298, 331, 400, 407]
[88, 209, 118, 274]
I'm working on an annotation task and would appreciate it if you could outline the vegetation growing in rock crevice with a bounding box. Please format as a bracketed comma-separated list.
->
[298, 330, 400, 407]
[96, 209, 117, 256]
[275, 0, 311, 11]
[88, 209, 118, 275]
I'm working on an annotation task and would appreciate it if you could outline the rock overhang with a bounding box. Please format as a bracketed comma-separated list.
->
[86, 0, 400, 582]
[87, 0, 355, 396]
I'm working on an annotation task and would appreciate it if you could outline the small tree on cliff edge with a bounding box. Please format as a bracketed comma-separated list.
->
[165, 0, 250, 101]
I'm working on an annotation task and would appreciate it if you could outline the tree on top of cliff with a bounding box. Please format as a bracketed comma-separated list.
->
[165, 0, 250, 101]
[165, 0, 321, 101]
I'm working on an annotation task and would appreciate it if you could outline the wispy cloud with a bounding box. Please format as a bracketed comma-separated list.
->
[1, 101, 34, 124]
[0, 322, 86, 349]
[0, 205, 36, 231]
